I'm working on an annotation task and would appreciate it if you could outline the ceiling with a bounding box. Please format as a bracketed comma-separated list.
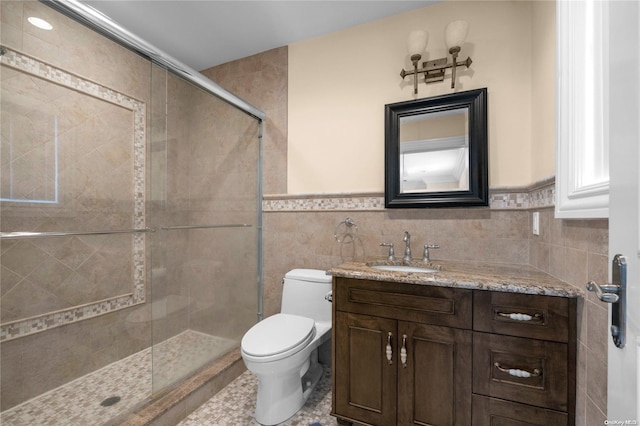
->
[81, 1, 435, 71]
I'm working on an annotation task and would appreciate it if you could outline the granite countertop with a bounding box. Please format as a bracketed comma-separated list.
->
[327, 259, 584, 298]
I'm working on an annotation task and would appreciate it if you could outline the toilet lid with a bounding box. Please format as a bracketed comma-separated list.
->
[242, 313, 315, 357]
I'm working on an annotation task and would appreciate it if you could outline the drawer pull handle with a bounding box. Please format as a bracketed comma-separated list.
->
[401, 334, 408, 368]
[494, 362, 541, 378]
[386, 332, 393, 365]
[497, 311, 543, 322]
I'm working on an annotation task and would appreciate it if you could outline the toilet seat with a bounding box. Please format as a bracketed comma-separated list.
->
[241, 313, 315, 361]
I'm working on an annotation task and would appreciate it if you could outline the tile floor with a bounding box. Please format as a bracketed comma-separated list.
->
[179, 366, 337, 426]
[1, 330, 337, 426]
[0, 331, 237, 426]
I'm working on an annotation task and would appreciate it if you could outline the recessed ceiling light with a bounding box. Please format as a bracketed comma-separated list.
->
[28, 17, 53, 31]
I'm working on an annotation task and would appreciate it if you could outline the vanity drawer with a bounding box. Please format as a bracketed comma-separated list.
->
[334, 277, 472, 329]
[473, 291, 570, 342]
[472, 395, 568, 426]
[473, 333, 568, 412]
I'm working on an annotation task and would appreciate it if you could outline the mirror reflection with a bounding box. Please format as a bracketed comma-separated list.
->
[399, 108, 469, 193]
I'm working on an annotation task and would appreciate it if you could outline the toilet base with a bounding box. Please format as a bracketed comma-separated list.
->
[253, 354, 324, 425]
[301, 357, 323, 400]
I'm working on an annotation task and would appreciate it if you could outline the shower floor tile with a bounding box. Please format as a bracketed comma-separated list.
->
[1, 330, 236, 426]
[2, 330, 338, 426]
[179, 367, 338, 426]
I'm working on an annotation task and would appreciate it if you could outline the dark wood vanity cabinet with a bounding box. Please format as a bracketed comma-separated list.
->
[332, 277, 473, 425]
[332, 277, 577, 426]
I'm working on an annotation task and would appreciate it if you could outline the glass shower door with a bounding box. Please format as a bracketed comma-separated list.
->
[148, 67, 261, 391]
[1, 2, 263, 423]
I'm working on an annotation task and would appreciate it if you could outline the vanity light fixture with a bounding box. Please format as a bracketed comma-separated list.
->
[400, 20, 472, 93]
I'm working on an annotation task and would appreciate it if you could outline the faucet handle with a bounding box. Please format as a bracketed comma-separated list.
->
[380, 242, 395, 261]
[423, 244, 440, 262]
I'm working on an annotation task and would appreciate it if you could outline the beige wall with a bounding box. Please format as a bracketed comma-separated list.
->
[288, 0, 555, 193]
[531, 0, 557, 180]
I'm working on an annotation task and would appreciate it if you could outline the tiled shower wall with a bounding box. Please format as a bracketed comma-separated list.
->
[1, 1, 154, 410]
[207, 47, 609, 425]
[1, 0, 261, 412]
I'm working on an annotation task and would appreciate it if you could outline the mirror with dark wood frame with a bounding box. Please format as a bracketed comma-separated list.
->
[385, 88, 488, 208]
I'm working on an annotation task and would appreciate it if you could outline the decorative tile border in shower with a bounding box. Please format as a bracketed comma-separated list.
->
[0, 47, 146, 342]
[263, 177, 556, 212]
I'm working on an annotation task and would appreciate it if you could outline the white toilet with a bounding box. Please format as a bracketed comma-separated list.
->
[241, 269, 332, 425]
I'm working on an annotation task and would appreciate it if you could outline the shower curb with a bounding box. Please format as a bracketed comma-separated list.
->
[112, 348, 246, 426]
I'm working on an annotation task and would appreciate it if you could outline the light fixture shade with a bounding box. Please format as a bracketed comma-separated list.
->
[407, 30, 428, 55]
[445, 20, 469, 48]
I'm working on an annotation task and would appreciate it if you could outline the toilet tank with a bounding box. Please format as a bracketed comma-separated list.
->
[281, 269, 332, 323]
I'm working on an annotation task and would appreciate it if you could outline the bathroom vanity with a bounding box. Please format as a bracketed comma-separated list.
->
[328, 261, 582, 426]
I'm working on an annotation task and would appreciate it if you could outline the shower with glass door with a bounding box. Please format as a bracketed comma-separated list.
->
[0, 1, 264, 424]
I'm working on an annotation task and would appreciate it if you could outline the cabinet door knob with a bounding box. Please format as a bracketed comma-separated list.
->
[494, 362, 541, 378]
[386, 332, 393, 365]
[401, 334, 408, 368]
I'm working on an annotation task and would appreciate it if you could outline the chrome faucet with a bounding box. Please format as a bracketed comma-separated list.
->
[403, 231, 412, 262]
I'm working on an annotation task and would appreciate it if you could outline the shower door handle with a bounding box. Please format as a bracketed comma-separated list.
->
[586, 254, 627, 348]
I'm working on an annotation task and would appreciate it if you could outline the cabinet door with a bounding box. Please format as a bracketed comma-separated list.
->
[397, 321, 472, 426]
[334, 312, 397, 425]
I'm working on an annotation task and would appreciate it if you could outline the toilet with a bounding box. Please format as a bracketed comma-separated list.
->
[241, 269, 332, 425]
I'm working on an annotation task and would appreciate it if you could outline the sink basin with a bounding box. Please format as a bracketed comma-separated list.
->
[370, 264, 439, 273]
